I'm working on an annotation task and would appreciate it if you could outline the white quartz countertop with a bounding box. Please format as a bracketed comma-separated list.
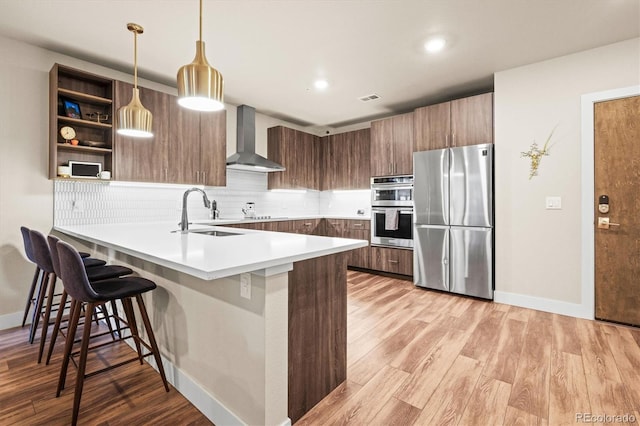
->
[55, 222, 367, 280]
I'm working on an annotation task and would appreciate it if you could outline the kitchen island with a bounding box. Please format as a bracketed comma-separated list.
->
[54, 222, 367, 426]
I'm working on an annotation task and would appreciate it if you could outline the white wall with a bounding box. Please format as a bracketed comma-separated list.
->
[494, 38, 640, 313]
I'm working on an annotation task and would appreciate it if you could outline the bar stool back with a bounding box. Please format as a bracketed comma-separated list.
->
[19, 226, 42, 328]
[28, 229, 58, 346]
[55, 240, 169, 426]
[45, 235, 133, 365]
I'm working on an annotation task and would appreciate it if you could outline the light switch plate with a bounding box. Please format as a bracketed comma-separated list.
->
[546, 196, 562, 210]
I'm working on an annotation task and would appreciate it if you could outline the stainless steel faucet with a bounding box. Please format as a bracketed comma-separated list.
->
[180, 188, 211, 232]
[209, 200, 220, 220]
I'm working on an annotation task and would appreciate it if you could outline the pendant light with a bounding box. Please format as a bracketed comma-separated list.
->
[117, 23, 153, 138]
[177, 0, 224, 112]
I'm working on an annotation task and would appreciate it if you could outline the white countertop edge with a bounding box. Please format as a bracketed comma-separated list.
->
[54, 225, 367, 281]
[193, 215, 371, 226]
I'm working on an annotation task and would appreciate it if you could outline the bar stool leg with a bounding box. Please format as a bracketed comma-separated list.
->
[22, 267, 41, 327]
[46, 289, 68, 365]
[110, 300, 122, 337]
[122, 298, 144, 364]
[38, 273, 57, 363]
[71, 302, 94, 426]
[29, 272, 50, 344]
[135, 294, 169, 392]
[57, 298, 80, 396]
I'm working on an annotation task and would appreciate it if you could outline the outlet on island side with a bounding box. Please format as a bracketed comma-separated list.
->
[240, 273, 251, 299]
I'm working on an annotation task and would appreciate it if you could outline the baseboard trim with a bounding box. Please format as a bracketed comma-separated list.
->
[141, 343, 291, 426]
[0, 311, 25, 330]
[494, 290, 592, 319]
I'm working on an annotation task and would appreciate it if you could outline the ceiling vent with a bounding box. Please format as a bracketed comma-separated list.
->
[358, 93, 380, 102]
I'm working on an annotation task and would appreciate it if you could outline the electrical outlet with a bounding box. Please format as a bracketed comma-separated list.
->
[240, 273, 251, 299]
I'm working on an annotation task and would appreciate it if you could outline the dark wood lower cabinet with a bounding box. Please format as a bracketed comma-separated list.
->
[370, 246, 413, 276]
[288, 253, 347, 423]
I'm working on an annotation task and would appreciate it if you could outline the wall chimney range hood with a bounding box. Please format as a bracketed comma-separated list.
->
[226, 105, 285, 172]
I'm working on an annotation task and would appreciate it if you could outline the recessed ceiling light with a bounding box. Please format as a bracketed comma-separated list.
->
[314, 79, 329, 90]
[424, 37, 446, 53]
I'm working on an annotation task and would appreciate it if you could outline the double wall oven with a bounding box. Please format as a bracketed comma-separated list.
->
[371, 175, 414, 249]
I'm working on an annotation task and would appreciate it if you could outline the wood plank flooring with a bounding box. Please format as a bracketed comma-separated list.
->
[2, 271, 640, 425]
[297, 271, 640, 425]
[0, 319, 212, 425]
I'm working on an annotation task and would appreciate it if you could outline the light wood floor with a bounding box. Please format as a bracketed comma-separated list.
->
[3, 271, 640, 425]
[0, 318, 212, 425]
[297, 271, 640, 425]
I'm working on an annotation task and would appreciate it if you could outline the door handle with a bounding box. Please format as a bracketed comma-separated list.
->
[598, 217, 621, 229]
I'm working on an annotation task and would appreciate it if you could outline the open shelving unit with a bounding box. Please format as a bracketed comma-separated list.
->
[49, 64, 115, 179]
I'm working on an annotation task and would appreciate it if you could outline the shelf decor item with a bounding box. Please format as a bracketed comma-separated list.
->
[62, 98, 82, 118]
[86, 111, 110, 123]
[117, 23, 153, 138]
[176, 0, 224, 112]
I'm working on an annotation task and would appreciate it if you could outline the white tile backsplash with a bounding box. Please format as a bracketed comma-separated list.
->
[54, 170, 372, 226]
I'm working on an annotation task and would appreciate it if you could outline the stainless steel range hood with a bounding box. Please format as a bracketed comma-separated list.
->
[226, 105, 285, 172]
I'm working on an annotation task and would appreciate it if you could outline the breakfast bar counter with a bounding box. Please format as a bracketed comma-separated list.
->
[54, 222, 367, 426]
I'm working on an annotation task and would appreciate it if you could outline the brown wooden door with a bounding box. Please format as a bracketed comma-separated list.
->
[451, 93, 493, 147]
[370, 118, 393, 176]
[414, 102, 451, 151]
[200, 109, 227, 187]
[114, 82, 169, 182]
[391, 112, 415, 175]
[594, 95, 640, 326]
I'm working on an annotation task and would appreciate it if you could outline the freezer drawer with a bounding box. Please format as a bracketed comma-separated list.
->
[450, 227, 493, 299]
[450, 144, 493, 227]
[414, 225, 449, 291]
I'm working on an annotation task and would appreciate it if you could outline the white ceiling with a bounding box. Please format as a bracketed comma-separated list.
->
[0, 0, 638, 130]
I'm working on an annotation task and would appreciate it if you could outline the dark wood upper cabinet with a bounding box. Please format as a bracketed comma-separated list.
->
[451, 92, 494, 147]
[268, 126, 321, 190]
[114, 81, 226, 186]
[114, 81, 170, 183]
[414, 102, 451, 151]
[414, 92, 494, 151]
[200, 109, 227, 187]
[323, 128, 371, 190]
[370, 112, 414, 176]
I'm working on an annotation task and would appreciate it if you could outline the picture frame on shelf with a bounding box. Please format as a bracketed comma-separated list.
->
[61, 98, 82, 119]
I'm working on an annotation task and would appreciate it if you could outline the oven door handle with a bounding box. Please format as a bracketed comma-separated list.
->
[372, 208, 414, 215]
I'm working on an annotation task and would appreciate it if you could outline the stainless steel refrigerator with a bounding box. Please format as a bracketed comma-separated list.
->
[413, 144, 494, 299]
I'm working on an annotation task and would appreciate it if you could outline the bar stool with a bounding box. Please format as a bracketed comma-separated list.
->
[28, 230, 108, 357]
[56, 240, 169, 425]
[20, 227, 91, 329]
[45, 234, 134, 365]
[27, 229, 106, 345]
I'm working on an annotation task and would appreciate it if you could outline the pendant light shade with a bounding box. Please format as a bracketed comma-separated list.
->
[177, 0, 224, 112]
[117, 23, 153, 138]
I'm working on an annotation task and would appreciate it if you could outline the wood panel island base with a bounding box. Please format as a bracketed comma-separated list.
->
[54, 223, 364, 426]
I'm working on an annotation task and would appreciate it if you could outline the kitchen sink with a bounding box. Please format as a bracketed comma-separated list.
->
[187, 229, 243, 237]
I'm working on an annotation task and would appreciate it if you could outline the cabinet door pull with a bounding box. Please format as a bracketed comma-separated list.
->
[353, 223, 363, 228]
[164, 168, 168, 181]
[388, 259, 399, 264]
[201, 171, 206, 184]
[452, 133, 455, 147]
[446, 134, 449, 147]
[196, 171, 200, 182]
[304, 222, 312, 226]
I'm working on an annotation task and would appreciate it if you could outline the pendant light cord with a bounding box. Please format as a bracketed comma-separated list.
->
[133, 30, 138, 89]
[199, 0, 203, 42]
